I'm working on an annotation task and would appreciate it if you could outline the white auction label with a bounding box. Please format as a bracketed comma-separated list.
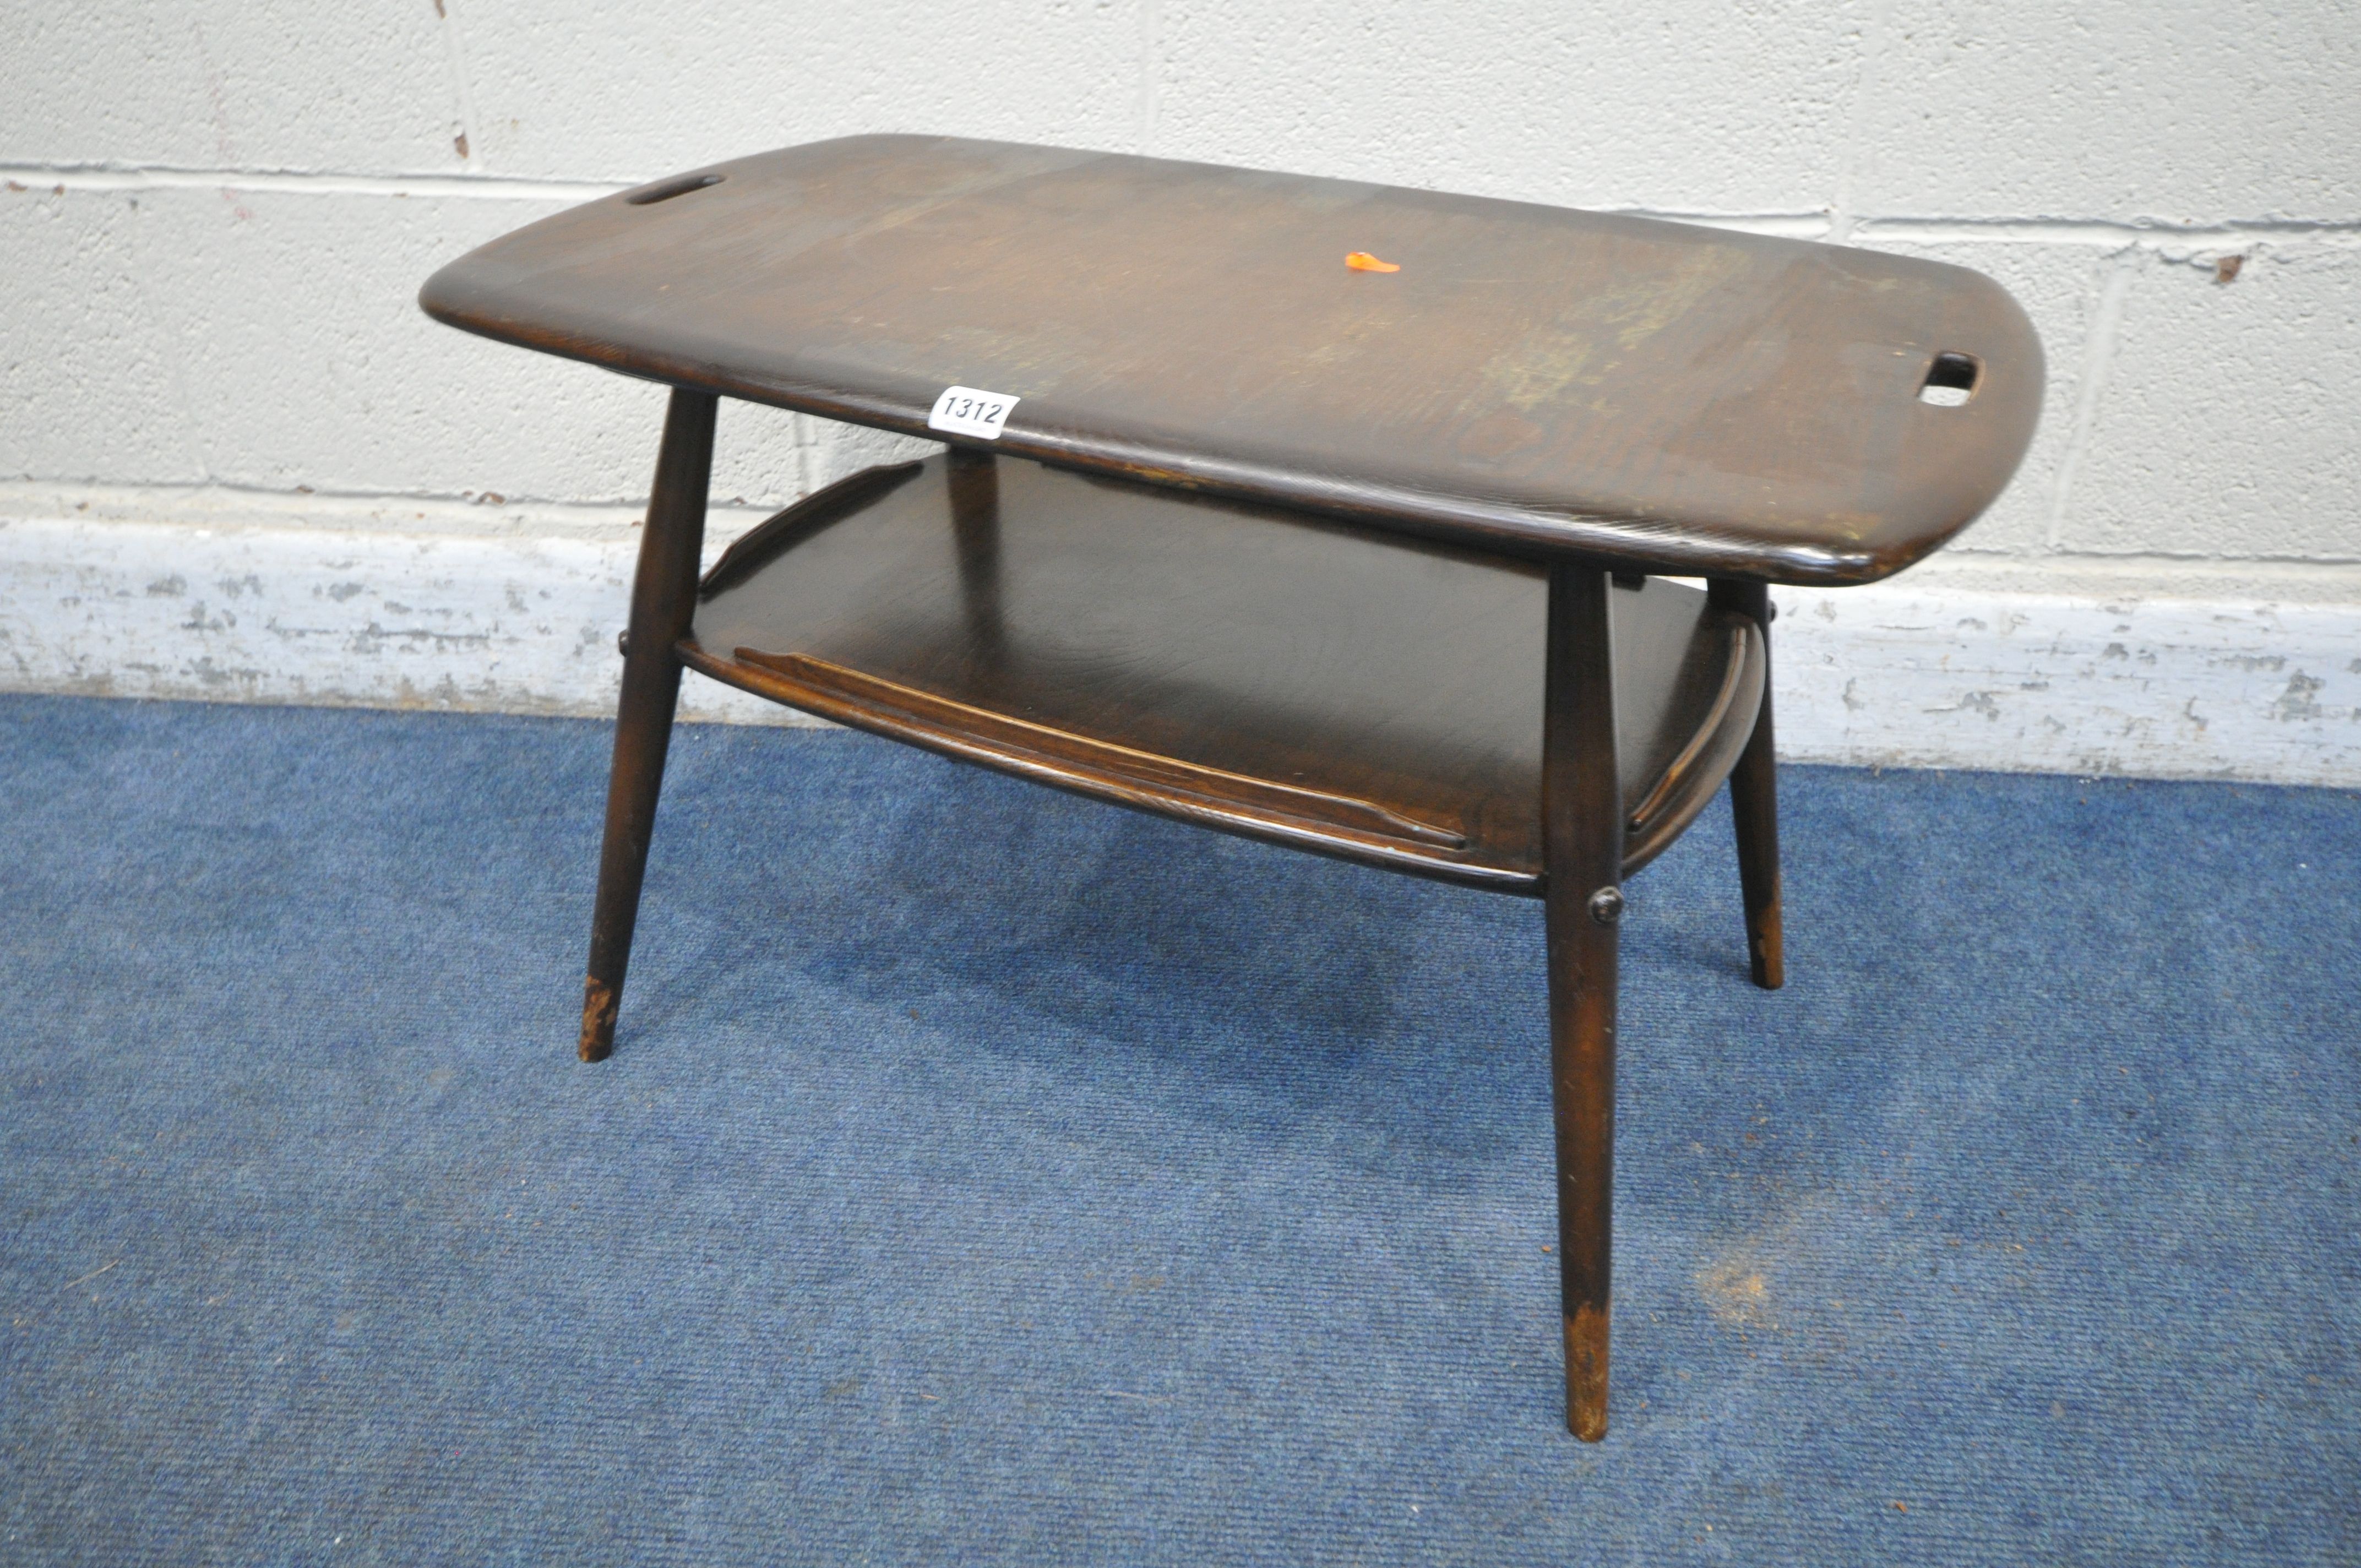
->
[927, 385, 1020, 440]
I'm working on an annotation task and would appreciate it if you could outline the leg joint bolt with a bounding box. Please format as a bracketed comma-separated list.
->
[1588, 885, 1624, 925]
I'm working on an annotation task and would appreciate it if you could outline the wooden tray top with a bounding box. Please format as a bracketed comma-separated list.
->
[421, 135, 2042, 586]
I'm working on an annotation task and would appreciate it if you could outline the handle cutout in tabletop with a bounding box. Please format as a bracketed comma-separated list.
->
[625, 172, 725, 206]
[1918, 351, 1981, 407]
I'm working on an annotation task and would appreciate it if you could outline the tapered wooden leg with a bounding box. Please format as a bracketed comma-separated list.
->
[1709, 580, 1784, 990]
[1543, 561, 1623, 1441]
[946, 448, 1007, 655]
[580, 388, 717, 1061]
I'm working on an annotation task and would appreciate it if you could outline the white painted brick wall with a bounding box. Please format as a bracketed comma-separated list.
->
[3, 2, 2356, 781]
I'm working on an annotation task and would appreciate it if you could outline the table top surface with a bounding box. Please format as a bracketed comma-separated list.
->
[421, 134, 2043, 584]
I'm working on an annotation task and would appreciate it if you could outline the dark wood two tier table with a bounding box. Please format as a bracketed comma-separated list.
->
[421, 135, 2041, 1440]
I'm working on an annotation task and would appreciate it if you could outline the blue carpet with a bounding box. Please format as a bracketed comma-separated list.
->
[0, 692, 2354, 1565]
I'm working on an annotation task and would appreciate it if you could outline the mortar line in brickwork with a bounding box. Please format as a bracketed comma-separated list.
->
[0, 165, 623, 203]
[432, 0, 487, 172]
[111, 202, 215, 488]
[6, 164, 2353, 251]
[1855, 216, 2361, 249]
[1826, 0, 1900, 243]
[1898, 548, 2361, 581]
[1135, 0, 1163, 155]
[2044, 252, 2142, 552]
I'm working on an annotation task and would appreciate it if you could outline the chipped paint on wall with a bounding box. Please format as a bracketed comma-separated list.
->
[1770, 577, 2361, 784]
[3, 502, 2355, 785]
[0, 507, 801, 728]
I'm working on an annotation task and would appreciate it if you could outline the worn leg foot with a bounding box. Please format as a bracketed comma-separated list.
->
[580, 388, 717, 1061]
[1564, 1304, 1611, 1442]
[1544, 561, 1623, 1441]
[1710, 580, 1784, 990]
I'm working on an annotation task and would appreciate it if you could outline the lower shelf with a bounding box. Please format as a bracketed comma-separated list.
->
[684, 452, 1762, 894]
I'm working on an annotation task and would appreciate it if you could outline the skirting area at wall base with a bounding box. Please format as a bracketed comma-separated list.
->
[1767, 564, 2361, 786]
[0, 491, 800, 730]
[3, 496, 2355, 787]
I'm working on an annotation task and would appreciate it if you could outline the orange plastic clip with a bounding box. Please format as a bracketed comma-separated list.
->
[1345, 252, 1401, 273]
